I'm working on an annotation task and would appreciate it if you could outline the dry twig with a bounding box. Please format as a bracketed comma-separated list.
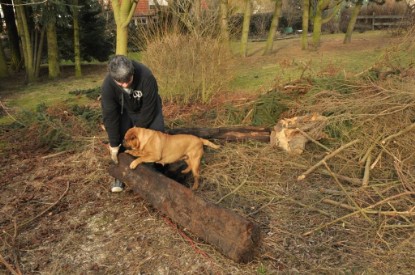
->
[0, 101, 25, 127]
[322, 199, 415, 217]
[15, 181, 70, 232]
[41, 151, 70, 160]
[304, 191, 415, 236]
[216, 179, 248, 204]
[381, 122, 415, 144]
[323, 162, 373, 224]
[0, 253, 21, 275]
[359, 136, 382, 165]
[297, 139, 360, 181]
[362, 153, 371, 187]
[295, 127, 331, 152]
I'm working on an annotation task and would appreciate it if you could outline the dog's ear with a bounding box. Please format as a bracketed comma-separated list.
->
[125, 129, 135, 142]
[123, 129, 138, 148]
[130, 129, 140, 149]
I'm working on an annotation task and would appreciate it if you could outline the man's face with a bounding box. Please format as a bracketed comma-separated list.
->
[114, 75, 133, 88]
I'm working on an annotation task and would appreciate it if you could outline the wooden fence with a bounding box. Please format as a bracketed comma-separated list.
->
[356, 13, 411, 30]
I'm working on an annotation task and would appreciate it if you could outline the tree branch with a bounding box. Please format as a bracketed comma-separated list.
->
[297, 139, 360, 181]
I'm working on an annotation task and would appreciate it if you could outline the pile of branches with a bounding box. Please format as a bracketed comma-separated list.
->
[199, 28, 415, 272]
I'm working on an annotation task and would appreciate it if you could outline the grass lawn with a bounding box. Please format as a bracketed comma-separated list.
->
[228, 31, 411, 93]
[1, 30, 410, 125]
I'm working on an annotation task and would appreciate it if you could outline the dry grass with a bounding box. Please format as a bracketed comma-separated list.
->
[199, 89, 415, 271]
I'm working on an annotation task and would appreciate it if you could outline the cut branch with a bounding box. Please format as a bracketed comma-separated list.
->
[323, 199, 415, 216]
[166, 126, 271, 142]
[3, 181, 71, 234]
[297, 139, 360, 181]
[304, 191, 415, 236]
[362, 153, 371, 187]
[382, 122, 415, 144]
[323, 162, 373, 224]
[0, 253, 21, 275]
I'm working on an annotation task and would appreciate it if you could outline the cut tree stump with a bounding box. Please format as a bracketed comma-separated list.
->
[166, 126, 271, 142]
[108, 153, 261, 263]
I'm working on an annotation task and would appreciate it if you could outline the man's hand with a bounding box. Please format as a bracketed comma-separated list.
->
[109, 145, 121, 164]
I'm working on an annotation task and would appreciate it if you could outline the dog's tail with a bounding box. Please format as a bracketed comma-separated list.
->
[201, 139, 220, 149]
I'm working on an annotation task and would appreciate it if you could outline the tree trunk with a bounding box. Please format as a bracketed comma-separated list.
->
[312, 0, 326, 48]
[166, 126, 271, 142]
[115, 24, 128, 55]
[240, 0, 252, 57]
[47, 21, 61, 79]
[344, 1, 363, 44]
[108, 153, 261, 263]
[321, 1, 342, 25]
[1, 0, 22, 72]
[34, 27, 46, 78]
[263, 0, 282, 55]
[73, 0, 82, 77]
[0, 42, 8, 77]
[301, 0, 310, 50]
[15, 2, 36, 82]
[220, 0, 230, 43]
[312, 0, 342, 49]
[111, 0, 138, 55]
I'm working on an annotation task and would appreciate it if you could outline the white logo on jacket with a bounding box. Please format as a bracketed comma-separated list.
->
[132, 90, 143, 99]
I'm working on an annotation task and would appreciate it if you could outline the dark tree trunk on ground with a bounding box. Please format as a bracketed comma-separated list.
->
[166, 126, 271, 142]
[108, 153, 261, 263]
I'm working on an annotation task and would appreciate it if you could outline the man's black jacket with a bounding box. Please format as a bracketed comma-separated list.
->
[101, 61, 160, 147]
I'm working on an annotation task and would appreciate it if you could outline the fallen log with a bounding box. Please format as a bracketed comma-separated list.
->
[108, 153, 261, 263]
[166, 126, 271, 142]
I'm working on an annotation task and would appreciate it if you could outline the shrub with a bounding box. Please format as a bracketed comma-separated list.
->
[141, 33, 233, 104]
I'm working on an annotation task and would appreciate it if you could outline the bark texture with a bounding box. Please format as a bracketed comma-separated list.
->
[263, 0, 282, 55]
[166, 126, 271, 142]
[240, 0, 252, 57]
[108, 153, 261, 263]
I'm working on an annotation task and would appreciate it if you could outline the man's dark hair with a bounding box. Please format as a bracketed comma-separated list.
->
[108, 55, 134, 83]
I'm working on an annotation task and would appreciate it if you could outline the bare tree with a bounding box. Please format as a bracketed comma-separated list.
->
[343, 0, 387, 44]
[46, 14, 61, 79]
[312, 0, 343, 48]
[241, 0, 252, 57]
[14, 0, 37, 82]
[72, 0, 82, 77]
[111, 0, 138, 55]
[343, 0, 363, 43]
[263, 0, 282, 55]
[0, 42, 8, 77]
[1, 0, 22, 72]
[302, 0, 310, 50]
[220, 0, 230, 42]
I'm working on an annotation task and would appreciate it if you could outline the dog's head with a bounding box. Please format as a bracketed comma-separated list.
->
[123, 127, 140, 149]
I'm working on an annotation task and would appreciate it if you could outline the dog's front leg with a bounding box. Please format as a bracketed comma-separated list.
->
[129, 158, 144, 169]
[129, 153, 160, 170]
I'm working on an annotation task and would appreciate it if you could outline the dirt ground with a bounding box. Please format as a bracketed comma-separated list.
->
[1, 32, 414, 274]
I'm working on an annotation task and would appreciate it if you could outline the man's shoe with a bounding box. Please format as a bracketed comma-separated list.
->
[111, 179, 125, 193]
